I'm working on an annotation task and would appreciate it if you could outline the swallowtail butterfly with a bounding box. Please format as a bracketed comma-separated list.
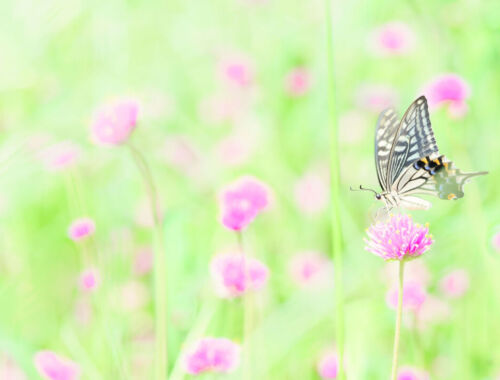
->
[354, 96, 487, 210]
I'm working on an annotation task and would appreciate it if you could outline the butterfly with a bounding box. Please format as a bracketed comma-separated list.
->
[353, 95, 487, 210]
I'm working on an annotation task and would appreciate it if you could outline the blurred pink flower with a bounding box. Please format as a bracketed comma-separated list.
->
[397, 366, 430, 380]
[285, 67, 311, 96]
[369, 22, 416, 56]
[317, 351, 338, 379]
[219, 176, 271, 231]
[218, 55, 254, 88]
[0, 353, 26, 380]
[491, 230, 500, 252]
[289, 251, 333, 289]
[365, 214, 433, 261]
[356, 84, 399, 112]
[184, 337, 240, 375]
[210, 253, 269, 298]
[34, 351, 80, 380]
[383, 260, 431, 287]
[79, 268, 100, 292]
[39, 141, 80, 171]
[386, 281, 427, 311]
[439, 269, 469, 298]
[421, 74, 470, 118]
[68, 218, 95, 241]
[294, 167, 329, 215]
[133, 247, 153, 276]
[91, 98, 139, 145]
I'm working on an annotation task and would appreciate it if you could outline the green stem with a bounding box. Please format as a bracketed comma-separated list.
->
[324, 0, 345, 378]
[391, 260, 405, 380]
[237, 231, 252, 380]
[128, 144, 168, 380]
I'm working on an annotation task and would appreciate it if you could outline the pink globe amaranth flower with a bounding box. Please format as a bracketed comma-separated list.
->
[184, 337, 240, 375]
[289, 251, 334, 289]
[317, 351, 338, 379]
[397, 366, 430, 380]
[79, 268, 100, 292]
[369, 21, 416, 56]
[440, 269, 469, 298]
[68, 218, 95, 241]
[365, 214, 433, 261]
[285, 67, 311, 96]
[386, 281, 427, 311]
[355, 84, 399, 112]
[91, 98, 139, 146]
[34, 351, 80, 380]
[219, 176, 271, 231]
[294, 167, 329, 215]
[421, 74, 470, 118]
[218, 54, 254, 88]
[491, 230, 500, 252]
[39, 141, 80, 171]
[210, 253, 269, 298]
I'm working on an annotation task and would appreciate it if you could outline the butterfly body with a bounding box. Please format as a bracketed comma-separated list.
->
[364, 96, 487, 211]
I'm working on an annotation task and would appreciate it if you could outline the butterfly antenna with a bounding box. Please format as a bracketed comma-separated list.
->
[350, 185, 378, 195]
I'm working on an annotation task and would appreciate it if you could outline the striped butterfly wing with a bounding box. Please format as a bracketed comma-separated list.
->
[374, 108, 400, 191]
[386, 96, 439, 188]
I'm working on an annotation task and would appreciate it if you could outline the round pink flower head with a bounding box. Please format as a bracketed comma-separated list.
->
[317, 351, 338, 379]
[365, 214, 433, 261]
[289, 251, 334, 289]
[439, 269, 469, 298]
[68, 218, 95, 241]
[91, 98, 139, 146]
[421, 74, 470, 118]
[397, 366, 430, 380]
[218, 54, 254, 88]
[386, 281, 427, 311]
[369, 21, 416, 56]
[184, 337, 240, 375]
[219, 176, 271, 231]
[40, 141, 80, 172]
[491, 230, 500, 253]
[210, 252, 269, 298]
[34, 351, 80, 380]
[285, 67, 311, 97]
[79, 268, 100, 292]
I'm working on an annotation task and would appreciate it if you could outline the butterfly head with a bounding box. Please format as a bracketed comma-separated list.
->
[350, 185, 382, 201]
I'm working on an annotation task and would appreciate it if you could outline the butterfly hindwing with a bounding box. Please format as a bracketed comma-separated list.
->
[386, 96, 439, 187]
[375, 108, 400, 191]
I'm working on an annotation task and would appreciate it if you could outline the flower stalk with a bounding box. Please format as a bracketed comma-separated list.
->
[390, 260, 405, 380]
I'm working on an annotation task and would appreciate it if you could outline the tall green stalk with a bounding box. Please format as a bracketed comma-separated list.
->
[390, 260, 405, 380]
[128, 144, 168, 380]
[324, 0, 346, 378]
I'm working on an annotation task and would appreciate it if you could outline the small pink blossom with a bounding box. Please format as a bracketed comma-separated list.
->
[421, 74, 470, 118]
[91, 99, 139, 145]
[133, 247, 153, 276]
[369, 22, 416, 56]
[184, 337, 240, 375]
[284, 67, 311, 96]
[491, 230, 500, 252]
[439, 269, 469, 298]
[317, 351, 338, 379]
[397, 366, 430, 380]
[356, 84, 399, 112]
[218, 55, 254, 88]
[39, 141, 80, 171]
[79, 268, 100, 292]
[365, 214, 433, 261]
[294, 167, 329, 215]
[219, 176, 271, 231]
[68, 218, 95, 241]
[34, 351, 80, 380]
[289, 251, 333, 289]
[210, 253, 269, 298]
[386, 281, 427, 311]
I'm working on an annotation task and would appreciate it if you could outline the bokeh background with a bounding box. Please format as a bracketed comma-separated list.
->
[0, 0, 499, 379]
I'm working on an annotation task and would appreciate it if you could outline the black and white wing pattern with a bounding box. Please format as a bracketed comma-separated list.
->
[374, 108, 400, 191]
[386, 96, 439, 188]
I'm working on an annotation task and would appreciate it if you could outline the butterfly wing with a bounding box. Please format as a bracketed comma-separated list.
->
[375, 108, 400, 191]
[386, 96, 439, 187]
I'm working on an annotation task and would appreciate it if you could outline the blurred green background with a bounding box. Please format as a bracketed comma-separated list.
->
[0, 0, 499, 378]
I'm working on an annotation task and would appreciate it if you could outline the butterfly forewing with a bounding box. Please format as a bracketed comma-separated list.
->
[386, 96, 439, 187]
[375, 108, 400, 191]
